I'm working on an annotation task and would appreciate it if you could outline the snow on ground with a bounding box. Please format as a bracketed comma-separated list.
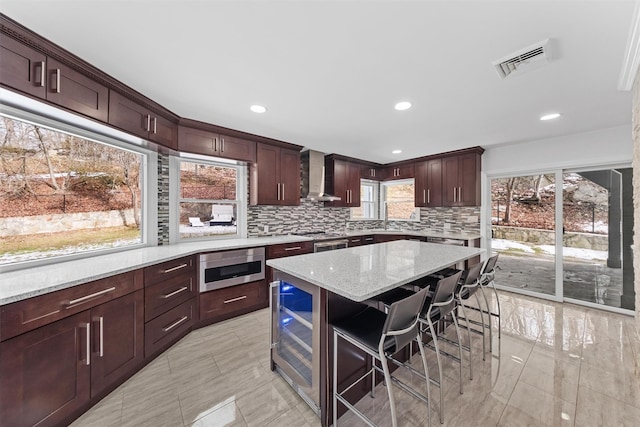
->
[492, 238, 608, 261]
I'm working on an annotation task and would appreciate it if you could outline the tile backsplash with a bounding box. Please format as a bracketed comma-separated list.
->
[247, 201, 480, 236]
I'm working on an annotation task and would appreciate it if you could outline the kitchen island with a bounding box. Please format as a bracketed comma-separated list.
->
[266, 240, 484, 426]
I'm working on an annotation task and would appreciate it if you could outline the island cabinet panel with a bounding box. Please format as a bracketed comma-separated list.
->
[0, 311, 91, 427]
[199, 279, 268, 325]
[442, 152, 481, 207]
[108, 91, 178, 149]
[178, 126, 256, 162]
[0, 33, 47, 98]
[46, 58, 109, 123]
[415, 158, 442, 207]
[324, 157, 360, 207]
[251, 143, 301, 206]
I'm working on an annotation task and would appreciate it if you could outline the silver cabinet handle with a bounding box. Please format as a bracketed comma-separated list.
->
[152, 117, 157, 134]
[284, 246, 301, 251]
[453, 187, 457, 202]
[161, 286, 188, 299]
[81, 323, 91, 366]
[66, 287, 116, 307]
[213, 137, 218, 152]
[277, 183, 281, 201]
[36, 61, 45, 87]
[427, 189, 430, 204]
[224, 295, 247, 304]
[221, 138, 225, 152]
[351, 238, 360, 242]
[162, 263, 188, 274]
[52, 68, 61, 93]
[95, 316, 104, 357]
[458, 187, 462, 202]
[423, 189, 426, 204]
[145, 114, 151, 132]
[162, 316, 188, 332]
[281, 183, 284, 200]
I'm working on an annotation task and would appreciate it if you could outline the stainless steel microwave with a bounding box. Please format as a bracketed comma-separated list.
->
[199, 247, 265, 292]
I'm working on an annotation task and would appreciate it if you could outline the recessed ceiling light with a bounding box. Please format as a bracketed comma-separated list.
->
[394, 101, 412, 111]
[392, 149, 402, 154]
[540, 112, 561, 121]
[250, 105, 267, 114]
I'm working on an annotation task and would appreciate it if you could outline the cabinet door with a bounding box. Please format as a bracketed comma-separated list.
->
[90, 291, 144, 398]
[47, 58, 108, 122]
[219, 135, 257, 162]
[254, 143, 281, 205]
[178, 126, 217, 156]
[280, 147, 301, 205]
[457, 153, 479, 206]
[108, 90, 150, 140]
[347, 162, 361, 207]
[414, 161, 428, 207]
[0, 311, 91, 427]
[326, 159, 348, 207]
[149, 114, 177, 150]
[442, 155, 459, 206]
[0, 34, 46, 98]
[426, 159, 442, 207]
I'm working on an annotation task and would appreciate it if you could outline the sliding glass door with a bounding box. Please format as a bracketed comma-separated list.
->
[562, 168, 635, 311]
[490, 166, 634, 312]
[490, 173, 556, 297]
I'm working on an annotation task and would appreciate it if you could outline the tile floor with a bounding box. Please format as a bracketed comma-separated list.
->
[71, 290, 640, 427]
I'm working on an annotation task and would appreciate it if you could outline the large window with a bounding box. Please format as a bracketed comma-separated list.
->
[175, 157, 245, 240]
[351, 180, 378, 220]
[0, 115, 148, 267]
[382, 179, 419, 221]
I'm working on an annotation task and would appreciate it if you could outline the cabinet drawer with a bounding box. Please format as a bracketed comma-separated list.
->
[144, 255, 195, 286]
[347, 236, 363, 247]
[361, 235, 376, 245]
[145, 273, 197, 322]
[0, 270, 143, 341]
[145, 298, 196, 358]
[267, 241, 313, 259]
[200, 280, 267, 322]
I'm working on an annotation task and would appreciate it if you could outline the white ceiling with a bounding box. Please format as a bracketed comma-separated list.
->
[1, 0, 637, 163]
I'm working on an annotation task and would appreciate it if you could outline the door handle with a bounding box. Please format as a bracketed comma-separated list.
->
[51, 68, 61, 93]
[423, 189, 426, 204]
[35, 61, 45, 87]
[95, 316, 104, 357]
[213, 137, 218, 152]
[427, 189, 430, 204]
[80, 323, 90, 366]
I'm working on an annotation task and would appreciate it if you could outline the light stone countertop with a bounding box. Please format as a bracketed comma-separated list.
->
[267, 240, 484, 302]
[0, 235, 312, 305]
[344, 229, 481, 241]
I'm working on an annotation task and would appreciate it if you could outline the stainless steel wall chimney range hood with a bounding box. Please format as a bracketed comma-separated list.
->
[300, 150, 341, 201]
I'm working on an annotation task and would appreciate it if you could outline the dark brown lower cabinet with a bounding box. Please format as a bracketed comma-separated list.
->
[0, 290, 144, 427]
[0, 311, 91, 427]
[199, 280, 268, 325]
[145, 298, 197, 359]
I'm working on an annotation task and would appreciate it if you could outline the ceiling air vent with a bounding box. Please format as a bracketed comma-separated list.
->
[493, 39, 551, 79]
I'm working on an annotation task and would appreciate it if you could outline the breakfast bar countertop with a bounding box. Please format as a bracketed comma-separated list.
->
[266, 240, 484, 302]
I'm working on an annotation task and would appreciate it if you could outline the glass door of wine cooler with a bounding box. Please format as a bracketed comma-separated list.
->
[270, 271, 321, 413]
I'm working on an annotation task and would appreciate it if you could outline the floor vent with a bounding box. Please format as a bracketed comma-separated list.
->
[493, 39, 551, 79]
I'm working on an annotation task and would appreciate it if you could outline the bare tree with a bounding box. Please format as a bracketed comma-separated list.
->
[33, 126, 60, 192]
[503, 177, 518, 223]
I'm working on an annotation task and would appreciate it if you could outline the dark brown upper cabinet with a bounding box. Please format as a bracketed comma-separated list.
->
[383, 163, 415, 180]
[108, 91, 177, 149]
[324, 157, 360, 207]
[442, 151, 482, 207]
[0, 33, 47, 98]
[250, 143, 300, 205]
[361, 165, 383, 181]
[0, 35, 108, 122]
[178, 125, 256, 162]
[415, 158, 442, 207]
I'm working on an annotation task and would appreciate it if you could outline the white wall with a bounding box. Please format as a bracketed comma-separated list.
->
[483, 124, 633, 176]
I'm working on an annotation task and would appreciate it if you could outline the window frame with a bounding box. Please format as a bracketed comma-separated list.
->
[350, 179, 379, 220]
[381, 178, 420, 222]
[0, 101, 156, 272]
[169, 153, 247, 243]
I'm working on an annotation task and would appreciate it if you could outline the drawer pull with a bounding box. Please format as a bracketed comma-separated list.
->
[162, 316, 189, 332]
[224, 295, 247, 304]
[351, 239, 360, 242]
[161, 286, 189, 299]
[284, 246, 301, 251]
[365, 237, 374, 241]
[161, 263, 188, 273]
[66, 287, 116, 307]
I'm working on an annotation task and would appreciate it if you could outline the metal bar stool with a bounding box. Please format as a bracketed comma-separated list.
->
[478, 254, 501, 350]
[454, 261, 485, 379]
[418, 270, 464, 424]
[332, 287, 431, 427]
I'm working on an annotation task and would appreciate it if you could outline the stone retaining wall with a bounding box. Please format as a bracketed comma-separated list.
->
[0, 209, 136, 237]
[492, 225, 608, 250]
